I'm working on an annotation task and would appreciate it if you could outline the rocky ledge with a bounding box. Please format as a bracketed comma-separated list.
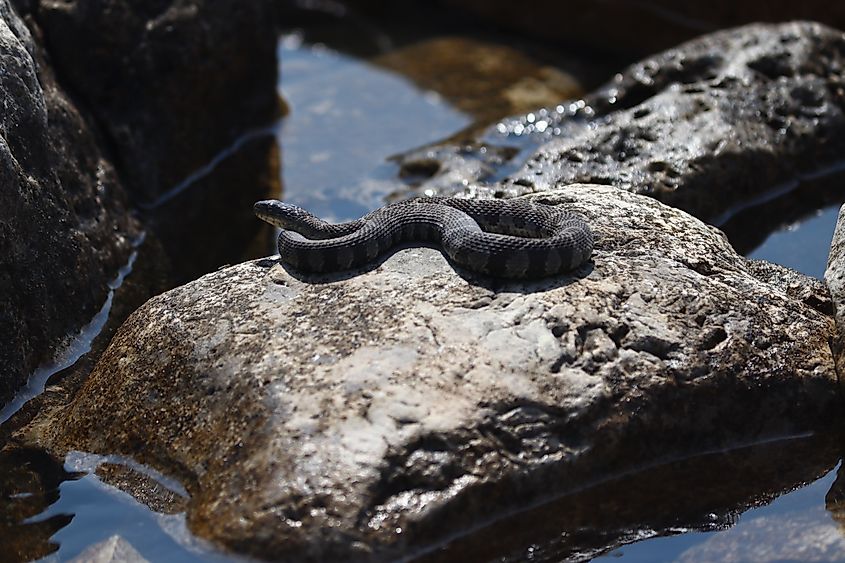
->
[40, 184, 840, 561]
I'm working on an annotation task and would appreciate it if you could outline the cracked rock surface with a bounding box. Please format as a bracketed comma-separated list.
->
[44, 184, 841, 560]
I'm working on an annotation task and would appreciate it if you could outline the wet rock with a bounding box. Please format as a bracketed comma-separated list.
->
[0, 0, 147, 409]
[0, 447, 75, 561]
[69, 535, 149, 563]
[421, 434, 841, 562]
[395, 22, 845, 236]
[47, 184, 840, 560]
[27, 0, 279, 204]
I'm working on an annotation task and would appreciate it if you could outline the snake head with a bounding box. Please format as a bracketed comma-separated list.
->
[253, 200, 306, 229]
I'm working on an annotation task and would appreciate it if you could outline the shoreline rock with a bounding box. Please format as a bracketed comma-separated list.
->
[43, 184, 841, 560]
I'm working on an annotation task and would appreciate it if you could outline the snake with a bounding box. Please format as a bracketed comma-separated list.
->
[253, 197, 594, 279]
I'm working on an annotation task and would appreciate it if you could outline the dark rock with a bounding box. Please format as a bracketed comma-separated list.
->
[394, 22, 845, 239]
[0, 446, 75, 561]
[28, 0, 282, 282]
[433, 0, 845, 55]
[420, 434, 841, 562]
[29, 0, 280, 205]
[44, 184, 841, 560]
[0, 0, 146, 409]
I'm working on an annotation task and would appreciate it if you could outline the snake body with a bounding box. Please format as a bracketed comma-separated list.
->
[253, 197, 594, 279]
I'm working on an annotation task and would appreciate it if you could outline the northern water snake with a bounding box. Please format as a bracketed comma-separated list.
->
[253, 197, 594, 279]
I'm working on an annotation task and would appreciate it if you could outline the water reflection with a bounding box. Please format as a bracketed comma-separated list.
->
[277, 31, 471, 222]
[0, 448, 78, 562]
[3, 435, 844, 562]
[747, 205, 840, 280]
[416, 433, 844, 562]
[719, 167, 845, 277]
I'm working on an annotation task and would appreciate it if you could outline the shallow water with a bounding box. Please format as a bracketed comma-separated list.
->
[748, 204, 840, 279]
[595, 462, 844, 562]
[277, 31, 471, 222]
[3, 18, 845, 563]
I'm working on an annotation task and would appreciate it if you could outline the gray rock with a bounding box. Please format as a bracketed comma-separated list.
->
[0, 0, 148, 409]
[396, 22, 845, 245]
[48, 184, 840, 561]
[69, 536, 149, 563]
[824, 204, 845, 387]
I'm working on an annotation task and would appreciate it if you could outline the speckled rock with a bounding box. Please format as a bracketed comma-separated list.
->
[0, 0, 146, 409]
[47, 184, 840, 561]
[395, 23, 845, 239]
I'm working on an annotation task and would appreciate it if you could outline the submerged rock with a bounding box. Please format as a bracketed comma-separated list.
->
[69, 536, 149, 563]
[0, 0, 147, 409]
[395, 22, 845, 241]
[46, 184, 840, 560]
[374, 36, 586, 126]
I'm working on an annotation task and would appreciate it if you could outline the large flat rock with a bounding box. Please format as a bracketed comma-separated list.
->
[47, 184, 840, 560]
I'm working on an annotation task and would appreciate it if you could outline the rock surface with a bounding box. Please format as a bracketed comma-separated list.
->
[48, 184, 840, 560]
[0, 0, 145, 409]
[824, 204, 845, 391]
[374, 36, 585, 126]
[395, 22, 845, 240]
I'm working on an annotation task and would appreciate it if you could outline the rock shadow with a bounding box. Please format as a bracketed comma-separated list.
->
[257, 244, 595, 293]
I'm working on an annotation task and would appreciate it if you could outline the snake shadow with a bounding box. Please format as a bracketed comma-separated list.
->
[257, 243, 595, 294]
